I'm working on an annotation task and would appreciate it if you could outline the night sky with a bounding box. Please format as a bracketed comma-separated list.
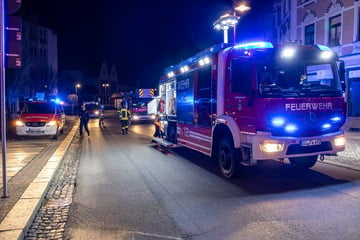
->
[23, 0, 274, 88]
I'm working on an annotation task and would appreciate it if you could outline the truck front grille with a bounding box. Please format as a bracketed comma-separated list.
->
[286, 141, 332, 155]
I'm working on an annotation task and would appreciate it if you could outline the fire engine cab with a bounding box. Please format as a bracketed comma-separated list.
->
[152, 41, 347, 178]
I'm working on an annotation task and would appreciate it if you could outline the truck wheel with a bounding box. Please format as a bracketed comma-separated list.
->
[60, 128, 64, 134]
[217, 137, 239, 178]
[289, 155, 318, 169]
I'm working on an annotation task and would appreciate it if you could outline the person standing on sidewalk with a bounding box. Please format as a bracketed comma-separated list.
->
[99, 107, 105, 128]
[153, 115, 164, 138]
[79, 105, 90, 137]
[119, 104, 131, 135]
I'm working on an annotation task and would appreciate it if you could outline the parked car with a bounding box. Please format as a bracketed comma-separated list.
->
[15, 101, 66, 139]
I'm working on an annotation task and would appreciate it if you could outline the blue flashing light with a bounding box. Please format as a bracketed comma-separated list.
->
[316, 44, 331, 51]
[49, 98, 63, 105]
[331, 116, 341, 122]
[285, 124, 298, 133]
[322, 123, 331, 129]
[271, 117, 285, 127]
[234, 41, 273, 50]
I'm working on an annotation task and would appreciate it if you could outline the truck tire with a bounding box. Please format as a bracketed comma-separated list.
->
[217, 137, 239, 178]
[289, 155, 318, 169]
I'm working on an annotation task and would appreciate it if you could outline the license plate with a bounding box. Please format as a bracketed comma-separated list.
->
[26, 128, 45, 134]
[301, 139, 321, 146]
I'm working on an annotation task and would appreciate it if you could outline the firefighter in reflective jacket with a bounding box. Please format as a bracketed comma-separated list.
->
[119, 106, 131, 135]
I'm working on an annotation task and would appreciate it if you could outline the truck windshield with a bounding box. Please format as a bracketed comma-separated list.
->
[25, 103, 55, 114]
[257, 61, 342, 98]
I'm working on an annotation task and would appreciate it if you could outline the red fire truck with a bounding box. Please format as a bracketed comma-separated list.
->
[126, 89, 156, 122]
[153, 41, 347, 178]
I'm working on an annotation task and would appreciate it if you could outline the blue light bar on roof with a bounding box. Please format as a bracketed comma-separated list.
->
[234, 41, 273, 50]
[316, 44, 331, 51]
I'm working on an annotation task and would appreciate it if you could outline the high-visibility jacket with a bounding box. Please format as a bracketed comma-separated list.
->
[119, 108, 131, 120]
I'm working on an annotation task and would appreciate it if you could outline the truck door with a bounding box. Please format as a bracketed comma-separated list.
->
[226, 58, 256, 133]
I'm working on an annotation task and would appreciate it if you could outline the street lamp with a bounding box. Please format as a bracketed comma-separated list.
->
[75, 83, 81, 97]
[102, 83, 110, 104]
[72, 83, 81, 115]
[213, 13, 239, 44]
[213, 3, 250, 44]
[233, 3, 251, 43]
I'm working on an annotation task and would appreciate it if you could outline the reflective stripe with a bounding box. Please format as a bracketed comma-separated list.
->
[120, 109, 130, 120]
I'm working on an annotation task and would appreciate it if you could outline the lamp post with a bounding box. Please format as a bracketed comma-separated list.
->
[213, 13, 239, 44]
[213, 3, 250, 44]
[233, 4, 251, 43]
[73, 83, 81, 115]
[102, 83, 110, 105]
[75, 83, 81, 98]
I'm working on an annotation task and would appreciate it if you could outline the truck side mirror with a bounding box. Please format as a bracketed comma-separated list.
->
[337, 60, 346, 92]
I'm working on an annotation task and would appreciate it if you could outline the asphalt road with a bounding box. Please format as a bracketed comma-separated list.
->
[51, 113, 360, 240]
[14, 111, 358, 240]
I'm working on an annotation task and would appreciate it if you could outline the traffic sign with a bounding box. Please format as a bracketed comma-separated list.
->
[5, 15, 21, 68]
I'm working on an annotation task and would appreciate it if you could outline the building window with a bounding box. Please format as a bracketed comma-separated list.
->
[329, 14, 341, 46]
[305, 24, 315, 45]
[358, 7, 360, 41]
[287, 0, 291, 12]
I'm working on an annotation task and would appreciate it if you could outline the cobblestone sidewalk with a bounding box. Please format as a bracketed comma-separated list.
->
[321, 131, 360, 171]
[25, 140, 81, 240]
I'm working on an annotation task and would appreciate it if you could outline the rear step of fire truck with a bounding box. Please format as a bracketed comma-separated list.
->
[151, 137, 181, 148]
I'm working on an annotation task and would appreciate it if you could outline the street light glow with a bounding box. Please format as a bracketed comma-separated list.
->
[213, 3, 251, 44]
[213, 14, 239, 31]
[234, 4, 251, 13]
[75, 83, 81, 95]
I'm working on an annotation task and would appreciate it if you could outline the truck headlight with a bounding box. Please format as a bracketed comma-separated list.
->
[334, 136, 345, 147]
[150, 115, 156, 120]
[260, 140, 284, 153]
[132, 115, 139, 120]
[15, 120, 25, 126]
[47, 120, 57, 126]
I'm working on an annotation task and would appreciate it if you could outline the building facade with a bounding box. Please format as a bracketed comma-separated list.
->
[6, 21, 58, 119]
[99, 61, 119, 106]
[273, 0, 360, 118]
